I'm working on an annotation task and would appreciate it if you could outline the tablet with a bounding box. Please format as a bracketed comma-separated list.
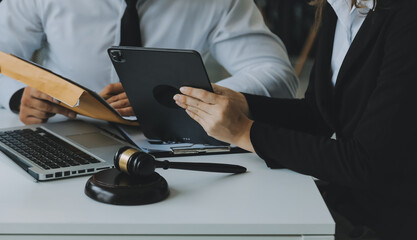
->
[108, 47, 227, 146]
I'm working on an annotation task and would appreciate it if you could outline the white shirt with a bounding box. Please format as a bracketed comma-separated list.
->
[328, 0, 374, 85]
[0, 0, 298, 111]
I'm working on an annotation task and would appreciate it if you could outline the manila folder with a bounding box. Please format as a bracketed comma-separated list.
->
[0, 51, 138, 126]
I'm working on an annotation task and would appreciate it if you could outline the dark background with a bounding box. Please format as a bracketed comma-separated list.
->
[255, 0, 316, 57]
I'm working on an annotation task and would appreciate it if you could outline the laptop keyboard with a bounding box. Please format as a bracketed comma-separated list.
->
[0, 128, 100, 170]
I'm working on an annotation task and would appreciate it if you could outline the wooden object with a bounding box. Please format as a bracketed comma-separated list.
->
[294, 25, 318, 77]
[0, 51, 138, 126]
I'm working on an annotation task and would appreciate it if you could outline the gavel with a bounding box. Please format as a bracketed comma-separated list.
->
[114, 146, 247, 178]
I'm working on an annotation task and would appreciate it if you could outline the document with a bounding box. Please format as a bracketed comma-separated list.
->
[114, 124, 246, 157]
[0, 51, 138, 126]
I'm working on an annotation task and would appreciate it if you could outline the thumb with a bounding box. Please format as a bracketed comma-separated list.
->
[211, 83, 225, 95]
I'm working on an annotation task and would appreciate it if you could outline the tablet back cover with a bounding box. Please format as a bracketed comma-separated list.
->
[108, 47, 226, 146]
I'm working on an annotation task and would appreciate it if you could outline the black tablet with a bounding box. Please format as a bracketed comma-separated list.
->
[108, 47, 227, 146]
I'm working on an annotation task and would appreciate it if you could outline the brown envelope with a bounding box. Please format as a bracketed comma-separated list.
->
[0, 51, 138, 126]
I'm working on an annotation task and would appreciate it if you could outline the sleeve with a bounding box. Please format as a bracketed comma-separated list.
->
[248, 6, 417, 190]
[207, 0, 298, 99]
[244, 93, 332, 136]
[0, 0, 44, 111]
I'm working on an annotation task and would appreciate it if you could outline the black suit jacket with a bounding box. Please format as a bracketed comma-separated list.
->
[244, 1, 417, 238]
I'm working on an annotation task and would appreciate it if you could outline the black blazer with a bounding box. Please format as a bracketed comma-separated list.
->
[244, 1, 417, 238]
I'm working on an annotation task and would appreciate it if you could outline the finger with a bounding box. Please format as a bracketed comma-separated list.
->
[22, 96, 76, 119]
[23, 97, 56, 112]
[211, 83, 225, 94]
[37, 99, 74, 117]
[184, 108, 210, 129]
[100, 82, 124, 95]
[20, 116, 46, 125]
[179, 87, 217, 104]
[19, 106, 55, 120]
[175, 100, 187, 109]
[184, 108, 220, 139]
[30, 88, 76, 118]
[26, 107, 57, 119]
[115, 107, 135, 117]
[109, 98, 131, 109]
[184, 104, 212, 122]
[173, 94, 212, 115]
[28, 88, 56, 103]
[100, 83, 124, 99]
[107, 92, 128, 104]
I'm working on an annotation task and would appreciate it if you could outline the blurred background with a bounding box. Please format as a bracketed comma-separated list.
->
[207, 0, 316, 98]
[0, 0, 316, 98]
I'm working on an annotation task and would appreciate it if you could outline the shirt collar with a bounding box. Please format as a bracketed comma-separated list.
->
[327, 0, 374, 25]
[362, 0, 375, 10]
[327, 0, 374, 10]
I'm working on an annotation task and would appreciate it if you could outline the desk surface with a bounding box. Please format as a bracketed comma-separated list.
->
[0, 109, 334, 239]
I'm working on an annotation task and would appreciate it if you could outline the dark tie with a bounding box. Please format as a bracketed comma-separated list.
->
[120, 0, 142, 47]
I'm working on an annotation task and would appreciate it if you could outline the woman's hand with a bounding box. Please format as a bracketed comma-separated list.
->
[174, 84, 255, 152]
[100, 82, 135, 116]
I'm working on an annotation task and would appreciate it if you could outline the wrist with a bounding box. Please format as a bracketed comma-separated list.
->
[9, 88, 24, 113]
[237, 92, 250, 117]
[232, 117, 254, 152]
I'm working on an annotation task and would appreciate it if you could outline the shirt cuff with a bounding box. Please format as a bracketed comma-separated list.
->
[9, 88, 24, 113]
[243, 93, 269, 120]
[249, 121, 285, 169]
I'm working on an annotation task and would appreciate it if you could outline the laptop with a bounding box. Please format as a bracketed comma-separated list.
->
[108, 47, 227, 146]
[0, 120, 130, 181]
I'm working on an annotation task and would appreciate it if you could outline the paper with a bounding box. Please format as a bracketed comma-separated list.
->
[114, 124, 235, 156]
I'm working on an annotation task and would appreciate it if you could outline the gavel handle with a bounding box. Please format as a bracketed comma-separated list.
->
[156, 160, 247, 174]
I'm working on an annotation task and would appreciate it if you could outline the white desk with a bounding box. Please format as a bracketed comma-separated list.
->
[0, 109, 335, 239]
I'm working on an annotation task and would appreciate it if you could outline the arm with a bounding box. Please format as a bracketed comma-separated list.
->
[174, 84, 331, 152]
[0, 0, 75, 124]
[250, 7, 417, 189]
[208, 0, 298, 98]
[0, 0, 44, 110]
[176, 3, 417, 190]
[243, 90, 332, 136]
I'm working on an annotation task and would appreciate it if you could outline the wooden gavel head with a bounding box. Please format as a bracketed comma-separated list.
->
[114, 146, 156, 178]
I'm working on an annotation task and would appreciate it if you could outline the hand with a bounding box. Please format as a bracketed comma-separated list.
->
[19, 87, 77, 125]
[210, 84, 251, 117]
[100, 82, 135, 116]
[174, 84, 254, 152]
